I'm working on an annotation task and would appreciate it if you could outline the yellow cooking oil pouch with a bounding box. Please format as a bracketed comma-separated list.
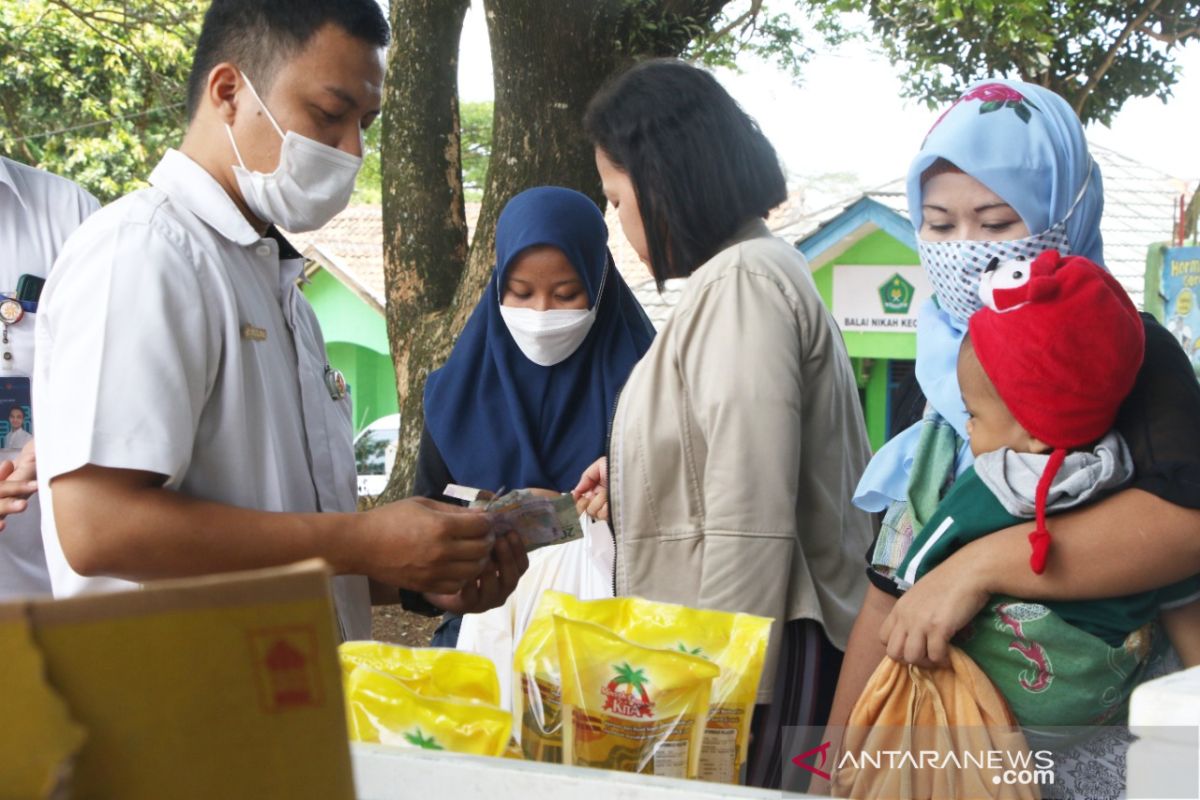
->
[343, 666, 513, 757]
[554, 615, 719, 779]
[512, 593, 570, 763]
[338, 641, 501, 706]
[537, 591, 772, 784]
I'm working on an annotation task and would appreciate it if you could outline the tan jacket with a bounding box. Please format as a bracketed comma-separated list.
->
[609, 221, 874, 702]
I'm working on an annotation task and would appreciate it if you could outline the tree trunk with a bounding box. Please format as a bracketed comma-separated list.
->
[382, 1, 732, 500]
[381, 0, 472, 500]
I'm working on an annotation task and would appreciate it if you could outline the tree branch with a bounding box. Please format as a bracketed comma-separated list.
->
[1074, 0, 1164, 117]
[1140, 23, 1200, 42]
[704, 0, 765, 43]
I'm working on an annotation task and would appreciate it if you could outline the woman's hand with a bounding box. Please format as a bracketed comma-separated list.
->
[571, 456, 608, 521]
[879, 556, 990, 667]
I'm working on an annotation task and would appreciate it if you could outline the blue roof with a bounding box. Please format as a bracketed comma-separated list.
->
[795, 195, 916, 265]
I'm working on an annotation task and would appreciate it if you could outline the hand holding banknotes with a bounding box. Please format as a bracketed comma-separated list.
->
[359, 497, 497, 595]
[572, 456, 608, 522]
[425, 528, 529, 614]
[445, 484, 584, 552]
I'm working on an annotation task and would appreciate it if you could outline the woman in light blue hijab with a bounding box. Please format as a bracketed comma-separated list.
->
[855, 79, 1105, 511]
[824, 80, 1200, 779]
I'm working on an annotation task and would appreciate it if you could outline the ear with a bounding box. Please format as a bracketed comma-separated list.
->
[1026, 435, 1054, 455]
[205, 63, 243, 126]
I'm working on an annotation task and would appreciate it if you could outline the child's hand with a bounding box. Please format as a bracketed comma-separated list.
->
[879, 559, 990, 667]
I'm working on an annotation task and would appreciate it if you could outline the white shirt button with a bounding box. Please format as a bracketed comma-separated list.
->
[256, 244, 271, 256]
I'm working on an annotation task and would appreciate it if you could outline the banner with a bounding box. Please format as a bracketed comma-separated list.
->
[1160, 246, 1200, 375]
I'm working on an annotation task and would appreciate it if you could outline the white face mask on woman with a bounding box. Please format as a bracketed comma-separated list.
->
[917, 161, 1093, 325]
[498, 262, 607, 367]
[225, 72, 362, 233]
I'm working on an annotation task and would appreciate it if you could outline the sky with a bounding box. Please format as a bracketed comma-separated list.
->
[456, 2, 1200, 200]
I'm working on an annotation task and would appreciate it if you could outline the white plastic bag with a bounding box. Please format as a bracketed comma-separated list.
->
[456, 513, 614, 711]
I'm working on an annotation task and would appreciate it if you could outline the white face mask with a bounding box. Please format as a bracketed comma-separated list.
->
[916, 160, 1092, 325]
[498, 263, 606, 367]
[225, 72, 361, 233]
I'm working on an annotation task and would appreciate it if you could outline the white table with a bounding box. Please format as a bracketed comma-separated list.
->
[351, 743, 793, 800]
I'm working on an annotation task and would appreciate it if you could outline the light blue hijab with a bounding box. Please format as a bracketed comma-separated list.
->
[854, 79, 1105, 512]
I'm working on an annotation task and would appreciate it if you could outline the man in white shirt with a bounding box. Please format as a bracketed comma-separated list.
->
[35, 0, 525, 639]
[0, 155, 98, 600]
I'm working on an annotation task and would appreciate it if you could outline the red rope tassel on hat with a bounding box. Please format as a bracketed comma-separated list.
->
[1029, 447, 1068, 574]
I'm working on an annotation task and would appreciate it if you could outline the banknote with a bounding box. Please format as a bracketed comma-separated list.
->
[444, 484, 582, 552]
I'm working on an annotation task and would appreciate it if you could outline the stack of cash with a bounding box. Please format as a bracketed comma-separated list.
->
[445, 485, 582, 552]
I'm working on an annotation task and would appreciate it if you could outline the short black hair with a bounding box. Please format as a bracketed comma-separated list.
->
[584, 59, 787, 286]
[186, 0, 390, 121]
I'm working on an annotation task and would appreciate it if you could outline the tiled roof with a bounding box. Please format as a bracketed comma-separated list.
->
[290, 205, 387, 311]
[293, 146, 1188, 327]
[1093, 145, 1189, 309]
[292, 192, 800, 329]
[289, 203, 483, 310]
[292, 203, 650, 308]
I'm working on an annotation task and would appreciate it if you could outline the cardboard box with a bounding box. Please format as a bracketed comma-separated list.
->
[0, 560, 355, 799]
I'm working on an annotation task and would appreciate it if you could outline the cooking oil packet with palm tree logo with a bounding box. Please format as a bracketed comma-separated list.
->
[526, 591, 771, 783]
[343, 666, 513, 757]
[338, 641, 501, 706]
[554, 616, 718, 779]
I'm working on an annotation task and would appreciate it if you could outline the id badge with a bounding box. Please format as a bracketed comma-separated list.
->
[0, 376, 32, 452]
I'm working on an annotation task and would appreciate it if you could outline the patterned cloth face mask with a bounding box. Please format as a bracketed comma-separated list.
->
[917, 160, 1093, 325]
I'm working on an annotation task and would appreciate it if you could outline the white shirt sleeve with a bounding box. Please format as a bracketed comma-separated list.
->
[37, 206, 217, 487]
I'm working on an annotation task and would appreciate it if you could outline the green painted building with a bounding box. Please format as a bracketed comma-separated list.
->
[794, 192, 924, 450]
[293, 206, 398, 434]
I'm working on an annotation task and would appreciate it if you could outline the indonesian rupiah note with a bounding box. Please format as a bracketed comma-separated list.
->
[444, 484, 581, 552]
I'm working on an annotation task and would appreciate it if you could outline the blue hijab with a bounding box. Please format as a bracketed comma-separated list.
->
[423, 187, 655, 492]
[854, 79, 1105, 511]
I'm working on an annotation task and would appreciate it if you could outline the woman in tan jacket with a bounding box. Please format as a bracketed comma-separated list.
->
[573, 59, 875, 789]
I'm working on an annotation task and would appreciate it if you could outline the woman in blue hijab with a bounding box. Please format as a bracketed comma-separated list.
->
[415, 186, 655, 645]
[823, 81, 1200, 791]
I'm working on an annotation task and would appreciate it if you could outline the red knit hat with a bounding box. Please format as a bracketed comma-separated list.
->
[969, 250, 1145, 574]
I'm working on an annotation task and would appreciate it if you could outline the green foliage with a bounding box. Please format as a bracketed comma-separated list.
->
[353, 101, 491, 204]
[686, 0, 854, 81]
[0, 1, 201, 202]
[352, 122, 383, 204]
[460, 101, 493, 202]
[4, 0, 1194, 206]
[833, 0, 1200, 125]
